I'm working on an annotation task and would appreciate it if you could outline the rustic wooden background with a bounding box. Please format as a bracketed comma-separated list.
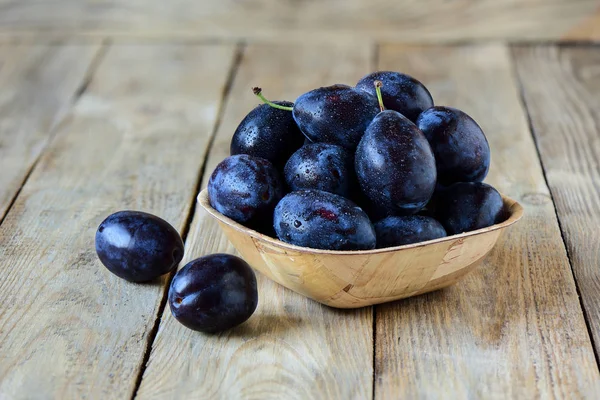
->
[0, 0, 599, 399]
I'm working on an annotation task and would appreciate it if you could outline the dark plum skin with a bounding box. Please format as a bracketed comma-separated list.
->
[230, 102, 305, 168]
[274, 190, 376, 251]
[284, 143, 355, 197]
[95, 211, 184, 282]
[431, 182, 505, 235]
[355, 110, 437, 216]
[168, 254, 258, 333]
[374, 215, 446, 248]
[208, 154, 284, 228]
[356, 71, 433, 122]
[292, 84, 380, 149]
[351, 188, 388, 222]
[417, 106, 490, 186]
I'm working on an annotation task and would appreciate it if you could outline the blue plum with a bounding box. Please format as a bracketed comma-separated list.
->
[168, 254, 258, 333]
[356, 71, 433, 122]
[291, 84, 380, 149]
[374, 215, 446, 248]
[274, 190, 376, 251]
[430, 182, 505, 234]
[208, 154, 284, 229]
[417, 106, 490, 186]
[284, 143, 355, 197]
[355, 110, 437, 216]
[230, 101, 305, 169]
[95, 211, 184, 282]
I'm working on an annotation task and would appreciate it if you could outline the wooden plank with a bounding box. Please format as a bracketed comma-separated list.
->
[513, 44, 600, 357]
[0, 43, 101, 222]
[136, 43, 374, 400]
[0, 43, 236, 399]
[374, 44, 600, 399]
[0, 0, 599, 43]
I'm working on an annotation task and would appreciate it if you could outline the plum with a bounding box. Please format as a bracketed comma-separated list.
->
[230, 101, 304, 168]
[208, 154, 283, 229]
[355, 110, 437, 216]
[169, 254, 258, 333]
[374, 215, 446, 248]
[356, 71, 433, 122]
[284, 143, 355, 197]
[417, 106, 490, 185]
[274, 190, 376, 250]
[95, 211, 184, 282]
[430, 182, 505, 234]
[253, 86, 379, 150]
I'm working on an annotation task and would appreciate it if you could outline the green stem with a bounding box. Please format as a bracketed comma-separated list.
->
[374, 80, 385, 112]
[253, 87, 293, 111]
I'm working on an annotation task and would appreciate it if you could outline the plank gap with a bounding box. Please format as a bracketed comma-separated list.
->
[509, 45, 600, 369]
[134, 42, 375, 400]
[0, 40, 109, 226]
[372, 306, 377, 400]
[71, 38, 111, 101]
[371, 41, 380, 400]
[373, 43, 600, 399]
[129, 42, 246, 400]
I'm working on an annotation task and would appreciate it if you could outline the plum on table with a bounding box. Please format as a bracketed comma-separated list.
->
[168, 254, 258, 333]
[95, 211, 184, 282]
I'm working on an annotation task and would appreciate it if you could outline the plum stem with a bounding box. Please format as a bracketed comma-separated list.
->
[374, 80, 385, 112]
[253, 87, 293, 111]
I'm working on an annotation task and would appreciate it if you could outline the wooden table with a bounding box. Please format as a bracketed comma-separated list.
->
[1, 1, 600, 398]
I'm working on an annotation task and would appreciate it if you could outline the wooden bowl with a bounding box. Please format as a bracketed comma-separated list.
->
[198, 189, 523, 308]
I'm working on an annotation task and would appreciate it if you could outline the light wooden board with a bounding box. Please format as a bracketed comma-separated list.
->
[374, 44, 600, 399]
[0, 0, 599, 43]
[0, 44, 236, 399]
[513, 45, 600, 357]
[136, 43, 375, 400]
[0, 43, 101, 222]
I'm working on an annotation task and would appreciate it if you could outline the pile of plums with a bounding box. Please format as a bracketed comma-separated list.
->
[209, 71, 505, 251]
[94, 70, 507, 334]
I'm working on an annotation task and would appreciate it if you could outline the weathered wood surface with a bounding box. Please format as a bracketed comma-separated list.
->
[0, 0, 598, 43]
[373, 44, 600, 399]
[136, 43, 375, 400]
[0, 43, 100, 222]
[0, 44, 236, 399]
[1, 40, 600, 400]
[513, 45, 600, 357]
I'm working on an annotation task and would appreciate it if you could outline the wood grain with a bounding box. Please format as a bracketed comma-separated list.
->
[0, 43, 100, 222]
[136, 43, 375, 400]
[0, 44, 236, 399]
[0, 0, 598, 43]
[513, 45, 600, 357]
[374, 44, 600, 399]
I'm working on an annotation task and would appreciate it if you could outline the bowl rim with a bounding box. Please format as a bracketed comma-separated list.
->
[197, 189, 524, 255]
